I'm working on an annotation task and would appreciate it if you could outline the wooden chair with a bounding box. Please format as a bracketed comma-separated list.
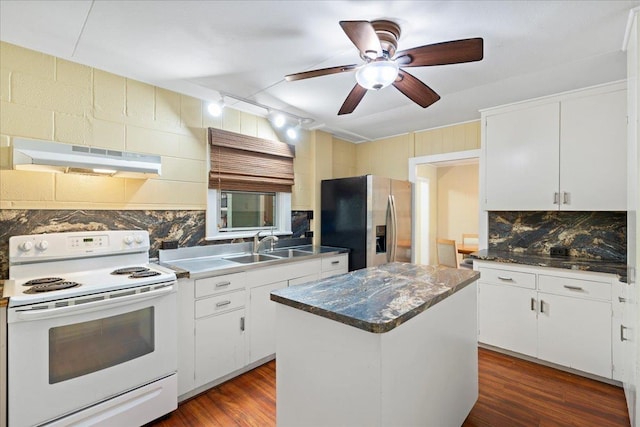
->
[436, 238, 459, 268]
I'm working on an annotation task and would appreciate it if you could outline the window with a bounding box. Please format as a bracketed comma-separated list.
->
[219, 190, 276, 230]
[206, 128, 294, 240]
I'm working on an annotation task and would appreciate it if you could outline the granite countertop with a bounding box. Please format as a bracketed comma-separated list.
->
[270, 262, 480, 334]
[471, 249, 627, 282]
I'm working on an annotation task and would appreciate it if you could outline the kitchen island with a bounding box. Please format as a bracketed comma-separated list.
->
[270, 262, 480, 427]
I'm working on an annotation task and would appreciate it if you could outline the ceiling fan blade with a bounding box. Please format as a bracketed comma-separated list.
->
[395, 38, 483, 67]
[338, 84, 368, 115]
[339, 20, 381, 58]
[392, 70, 440, 108]
[285, 64, 359, 82]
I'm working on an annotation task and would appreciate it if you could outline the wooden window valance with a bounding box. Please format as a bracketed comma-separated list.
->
[208, 128, 295, 193]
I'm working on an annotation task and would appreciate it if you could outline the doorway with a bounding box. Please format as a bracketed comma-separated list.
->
[409, 149, 480, 265]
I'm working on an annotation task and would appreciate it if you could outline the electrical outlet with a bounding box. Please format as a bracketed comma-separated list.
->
[550, 246, 569, 257]
[161, 240, 178, 250]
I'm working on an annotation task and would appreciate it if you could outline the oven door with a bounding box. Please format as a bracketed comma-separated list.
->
[8, 284, 177, 427]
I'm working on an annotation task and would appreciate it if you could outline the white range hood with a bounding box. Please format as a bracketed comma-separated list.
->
[12, 138, 162, 178]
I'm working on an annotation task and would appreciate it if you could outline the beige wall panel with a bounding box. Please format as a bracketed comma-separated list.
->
[55, 174, 125, 203]
[294, 132, 313, 161]
[94, 70, 125, 121]
[12, 71, 91, 116]
[54, 113, 89, 145]
[0, 42, 54, 79]
[222, 108, 241, 133]
[177, 132, 206, 160]
[91, 119, 125, 151]
[0, 170, 54, 201]
[355, 134, 411, 180]
[126, 124, 179, 156]
[180, 94, 202, 130]
[464, 121, 481, 150]
[239, 112, 258, 137]
[0, 101, 53, 139]
[125, 179, 205, 206]
[55, 59, 91, 89]
[414, 127, 443, 156]
[313, 131, 333, 240]
[155, 87, 181, 130]
[126, 79, 155, 124]
[292, 171, 313, 210]
[436, 164, 479, 245]
[202, 109, 222, 130]
[1, 68, 10, 102]
[0, 135, 10, 169]
[256, 117, 278, 141]
[161, 157, 205, 183]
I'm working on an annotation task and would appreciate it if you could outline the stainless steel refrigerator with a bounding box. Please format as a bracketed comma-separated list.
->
[321, 175, 412, 271]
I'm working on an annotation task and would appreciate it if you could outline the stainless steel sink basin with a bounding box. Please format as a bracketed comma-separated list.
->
[224, 253, 280, 264]
[265, 249, 311, 258]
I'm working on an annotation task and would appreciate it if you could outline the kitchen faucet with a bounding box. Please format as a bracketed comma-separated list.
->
[253, 229, 278, 253]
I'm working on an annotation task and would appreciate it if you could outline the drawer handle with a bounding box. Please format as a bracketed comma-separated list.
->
[563, 285, 583, 291]
[216, 300, 232, 308]
[540, 300, 545, 313]
[621, 324, 628, 342]
[619, 296, 627, 303]
[497, 276, 513, 281]
[215, 281, 231, 288]
[530, 298, 536, 311]
[331, 260, 340, 265]
[553, 192, 559, 205]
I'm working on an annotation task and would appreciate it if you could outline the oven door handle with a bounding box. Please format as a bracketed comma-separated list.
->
[14, 285, 175, 321]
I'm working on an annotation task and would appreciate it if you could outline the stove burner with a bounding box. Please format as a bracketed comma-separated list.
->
[111, 267, 149, 275]
[23, 277, 64, 286]
[24, 281, 81, 293]
[129, 270, 161, 279]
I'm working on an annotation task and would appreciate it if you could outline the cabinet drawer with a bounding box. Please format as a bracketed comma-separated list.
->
[478, 267, 536, 289]
[195, 272, 245, 298]
[322, 255, 347, 272]
[195, 290, 246, 318]
[538, 275, 611, 301]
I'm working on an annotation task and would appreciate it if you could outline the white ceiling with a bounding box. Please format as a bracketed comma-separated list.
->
[1, 0, 638, 142]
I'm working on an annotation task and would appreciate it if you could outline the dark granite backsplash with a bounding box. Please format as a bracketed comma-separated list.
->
[0, 209, 312, 279]
[488, 211, 626, 261]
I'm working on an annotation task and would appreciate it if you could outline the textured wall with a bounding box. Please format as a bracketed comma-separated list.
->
[488, 211, 627, 261]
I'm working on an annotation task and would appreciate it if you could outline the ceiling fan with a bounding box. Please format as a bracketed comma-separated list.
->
[285, 20, 483, 115]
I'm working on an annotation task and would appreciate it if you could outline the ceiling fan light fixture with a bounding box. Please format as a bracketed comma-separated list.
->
[355, 60, 399, 90]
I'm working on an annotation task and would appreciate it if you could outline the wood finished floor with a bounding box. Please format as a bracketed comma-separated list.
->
[149, 347, 630, 426]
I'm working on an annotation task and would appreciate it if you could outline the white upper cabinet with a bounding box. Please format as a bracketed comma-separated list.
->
[560, 89, 627, 210]
[485, 102, 560, 210]
[482, 82, 627, 211]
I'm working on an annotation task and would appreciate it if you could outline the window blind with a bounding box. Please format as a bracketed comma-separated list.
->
[208, 128, 295, 193]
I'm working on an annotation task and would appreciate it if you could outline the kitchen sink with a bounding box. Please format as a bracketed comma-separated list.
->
[224, 253, 280, 264]
[264, 249, 311, 258]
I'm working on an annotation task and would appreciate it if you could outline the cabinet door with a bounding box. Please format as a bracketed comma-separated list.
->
[478, 282, 537, 357]
[177, 279, 195, 396]
[248, 280, 287, 364]
[537, 293, 611, 378]
[560, 89, 627, 210]
[194, 309, 245, 388]
[484, 102, 560, 210]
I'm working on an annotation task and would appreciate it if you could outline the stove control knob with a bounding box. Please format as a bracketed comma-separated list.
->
[134, 235, 144, 244]
[19, 241, 33, 252]
[36, 240, 49, 251]
[124, 235, 134, 245]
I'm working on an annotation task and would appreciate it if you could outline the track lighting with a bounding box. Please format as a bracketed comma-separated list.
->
[207, 98, 225, 117]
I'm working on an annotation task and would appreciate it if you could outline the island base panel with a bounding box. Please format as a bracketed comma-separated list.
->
[275, 282, 478, 427]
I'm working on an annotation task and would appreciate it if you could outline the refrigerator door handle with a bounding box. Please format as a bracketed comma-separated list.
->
[389, 194, 398, 262]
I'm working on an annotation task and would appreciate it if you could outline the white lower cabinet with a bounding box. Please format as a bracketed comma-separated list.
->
[476, 261, 616, 380]
[194, 307, 246, 388]
[248, 280, 287, 364]
[537, 292, 611, 378]
[478, 283, 537, 357]
[178, 253, 348, 399]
